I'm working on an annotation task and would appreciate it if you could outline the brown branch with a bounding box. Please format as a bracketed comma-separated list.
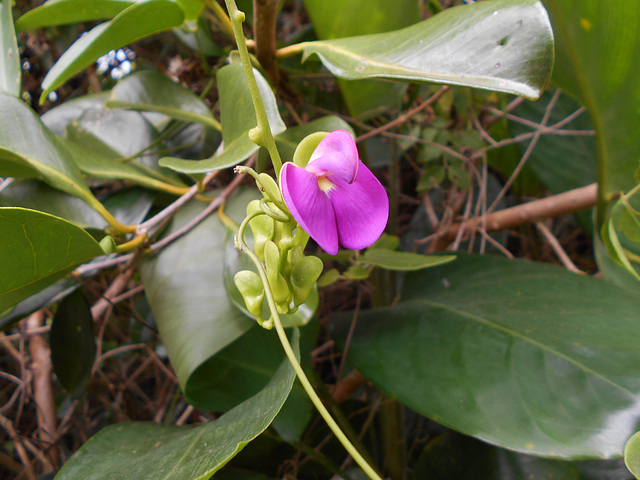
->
[253, 0, 280, 85]
[0, 413, 36, 480]
[437, 183, 598, 248]
[26, 310, 57, 471]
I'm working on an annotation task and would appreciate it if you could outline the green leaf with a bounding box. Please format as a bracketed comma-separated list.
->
[50, 289, 96, 396]
[138, 189, 255, 405]
[0, 93, 97, 205]
[0, 180, 153, 230]
[412, 431, 581, 480]
[625, 431, 640, 479]
[15, 0, 135, 31]
[105, 70, 220, 130]
[0, 208, 104, 313]
[187, 322, 317, 442]
[331, 254, 640, 459]
[40, 0, 185, 102]
[542, 0, 640, 200]
[0, 0, 20, 96]
[301, 0, 554, 100]
[54, 330, 299, 480]
[159, 63, 285, 174]
[302, 0, 420, 118]
[361, 249, 455, 271]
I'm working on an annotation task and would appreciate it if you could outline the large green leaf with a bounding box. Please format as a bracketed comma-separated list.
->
[15, 0, 135, 31]
[301, 0, 554, 100]
[138, 189, 255, 404]
[0, 208, 104, 313]
[188, 321, 317, 442]
[302, 0, 420, 118]
[0, 180, 153, 230]
[331, 254, 640, 459]
[0, 0, 20, 96]
[159, 63, 285, 174]
[105, 70, 220, 130]
[542, 0, 640, 201]
[40, 0, 185, 102]
[0, 93, 98, 205]
[54, 330, 299, 480]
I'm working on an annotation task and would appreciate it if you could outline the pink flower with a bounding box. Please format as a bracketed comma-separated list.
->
[280, 130, 389, 255]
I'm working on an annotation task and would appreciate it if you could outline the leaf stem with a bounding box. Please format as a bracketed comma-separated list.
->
[224, 0, 283, 176]
[236, 218, 383, 480]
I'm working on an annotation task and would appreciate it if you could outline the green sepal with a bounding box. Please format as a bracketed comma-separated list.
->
[264, 240, 290, 306]
[258, 173, 284, 206]
[247, 200, 274, 259]
[290, 255, 324, 306]
[292, 131, 330, 168]
[233, 270, 265, 319]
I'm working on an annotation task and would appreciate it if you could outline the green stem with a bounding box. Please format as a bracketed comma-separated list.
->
[224, 0, 283, 176]
[236, 221, 383, 480]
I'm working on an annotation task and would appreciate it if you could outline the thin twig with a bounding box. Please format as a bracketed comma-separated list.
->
[536, 221, 584, 274]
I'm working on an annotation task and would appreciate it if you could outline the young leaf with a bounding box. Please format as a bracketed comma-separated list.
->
[0, 208, 104, 313]
[105, 71, 220, 130]
[50, 289, 96, 396]
[40, 0, 185, 102]
[0, 0, 20, 96]
[625, 431, 640, 479]
[361, 249, 456, 271]
[159, 64, 286, 174]
[54, 330, 299, 480]
[331, 254, 640, 459]
[301, 0, 554, 100]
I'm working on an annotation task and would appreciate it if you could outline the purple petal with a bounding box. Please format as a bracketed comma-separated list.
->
[328, 161, 389, 251]
[307, 130, 359, 184]
[280, 162, 339, 255]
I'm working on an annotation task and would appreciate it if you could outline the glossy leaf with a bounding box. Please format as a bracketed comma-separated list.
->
[542, 0, 640, 200]
[0, 208, 104, 313]
[302, 0, 419, 118]
[0, 180, 153, 230]
[412, 431, 581, 480]
[40, 0, 185, 102]
[55, 331, 299, 480]
[361, 249, 456, 271]
[15, 0, 135, 31]
[159, 64, 286, 174]
[105, 71, 220, 130]
[0, 0, 20, 96]
[50, 289, 95, 396]
[187, 321, 317, 442]
[0, 93, 97, 205]
[331, 254, 640, 459]
[64, 104, 186, 190]
[301, 0, 554, 100]
[138, 189, 255, 405]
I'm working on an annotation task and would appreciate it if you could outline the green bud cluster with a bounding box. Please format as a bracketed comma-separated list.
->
[233, 168, 323, 328]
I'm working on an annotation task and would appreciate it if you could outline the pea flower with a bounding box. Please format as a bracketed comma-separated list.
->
[280, 130, 389, 255]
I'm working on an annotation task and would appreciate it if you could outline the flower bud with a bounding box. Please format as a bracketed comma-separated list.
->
[290, 255, 323, 306]
[234, 270, 264, 319]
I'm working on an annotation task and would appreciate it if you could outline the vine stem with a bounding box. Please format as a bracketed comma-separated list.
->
[224, 0, 283, 176]
[236, 216, 384, 480]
